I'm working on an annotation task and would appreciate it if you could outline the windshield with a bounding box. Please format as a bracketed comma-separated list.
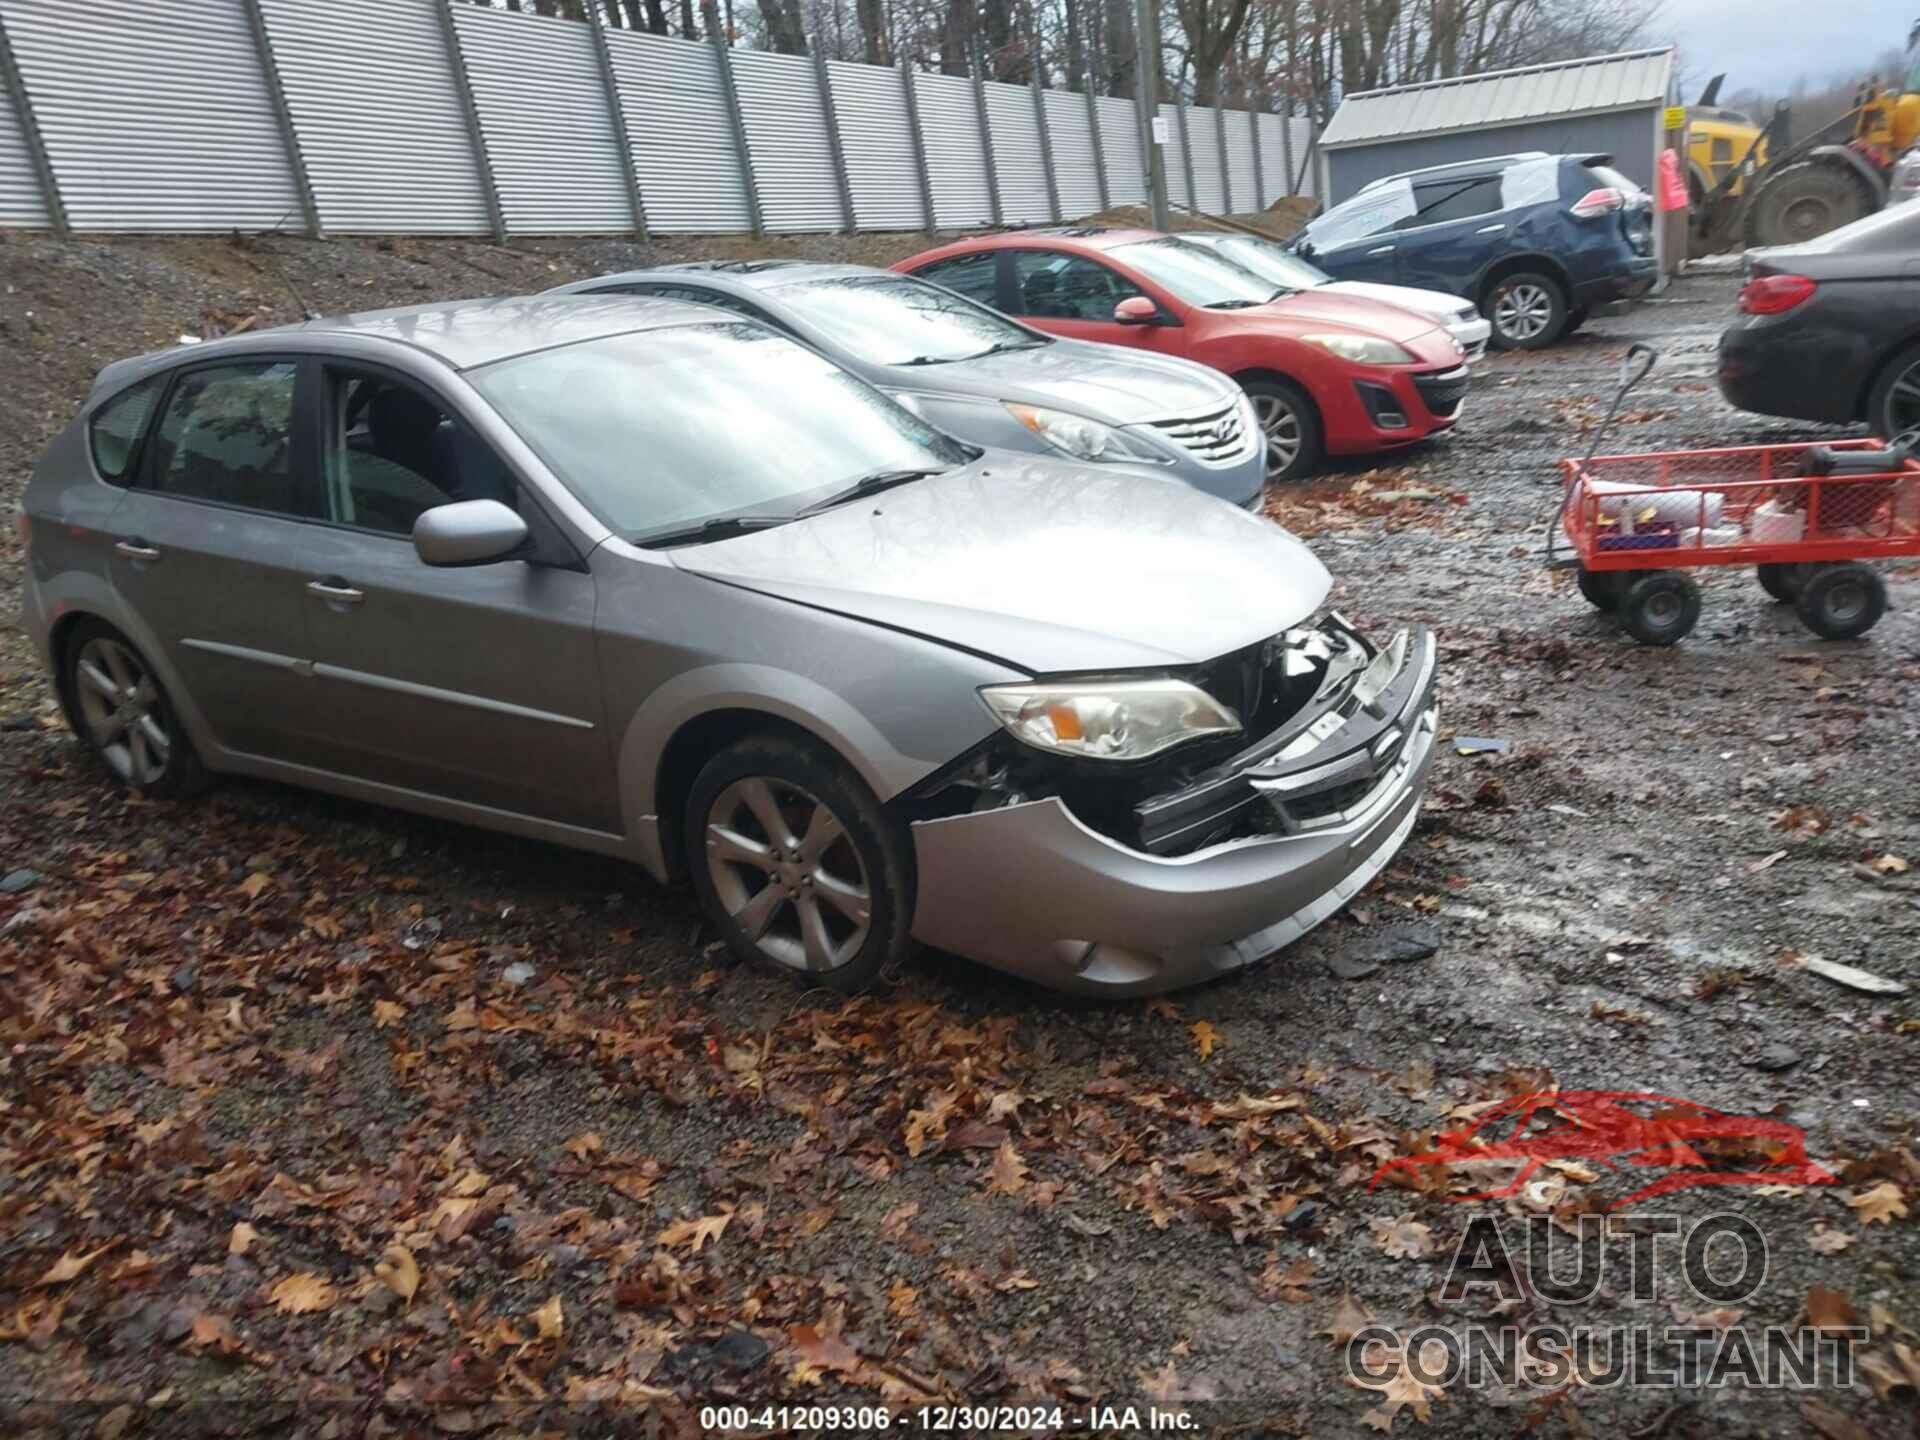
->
[1209, 236, 1332, 290]
[1108, 237, 1278, 308]
[772, 274, 1043, 366]
[468, 323, 970, 540]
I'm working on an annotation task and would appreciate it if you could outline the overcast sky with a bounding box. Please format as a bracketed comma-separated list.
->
[1662, 0, 1911, 97]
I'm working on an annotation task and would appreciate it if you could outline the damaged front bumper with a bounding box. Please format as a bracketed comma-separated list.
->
[908, 621, 1438, 996]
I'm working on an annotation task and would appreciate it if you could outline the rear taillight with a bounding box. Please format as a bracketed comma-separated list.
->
[1569, 187, 1624, 218]
[1737, 273, 1818, 315]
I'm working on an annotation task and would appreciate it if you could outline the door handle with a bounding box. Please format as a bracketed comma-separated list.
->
[307, 578, 365, 609]
[1476, 224, 1506, 234]
[114, 539, 161, 562]
[1367, 245, 1396, 256]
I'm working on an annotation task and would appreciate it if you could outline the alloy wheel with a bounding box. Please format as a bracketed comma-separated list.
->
[1820, 577, 1869, 627]
[1881, 359, 1920, 443]
[1252, 393, 1302, 478]
[74, 636, 171, 786]
[704, 777, 872, 974]
[1493, 283, 1553, 343]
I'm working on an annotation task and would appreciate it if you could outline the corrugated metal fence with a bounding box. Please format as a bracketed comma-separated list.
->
[0, 0, 1315, 239]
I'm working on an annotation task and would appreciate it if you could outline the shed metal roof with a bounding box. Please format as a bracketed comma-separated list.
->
[1320, 48, 1673, 150]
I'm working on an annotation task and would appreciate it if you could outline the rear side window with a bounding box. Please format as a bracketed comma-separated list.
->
[914, 252, 1001, 306]
[88, 377, 164, 483]
[144, 361, 309, 517]
[1402, 177, 1502, 227]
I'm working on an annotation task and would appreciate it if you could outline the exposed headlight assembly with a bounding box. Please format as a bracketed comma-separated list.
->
[1004, 403, 1169, 464]
[980, 679, 1241, 761]
[1300, 332, 1416, 366]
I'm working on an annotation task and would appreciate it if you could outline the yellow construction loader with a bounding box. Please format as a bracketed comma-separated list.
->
[1689, 26, 1920, 251]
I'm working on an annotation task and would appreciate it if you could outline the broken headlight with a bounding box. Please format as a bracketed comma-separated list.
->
[979, 679, 1241, 762]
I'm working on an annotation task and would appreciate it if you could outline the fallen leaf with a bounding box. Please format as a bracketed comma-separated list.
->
[238, 871, 273, 899]
[1748, 849, 1788, 873]
[1850, 1181, 1908, 1226]
[268, 1272, 336, 1315]
[1808, 1225, 1854, 1255]
[1190, 1020, 1221, 1060]
[563, 1132, 604, 1160]
[1806, 1285, 1857, 1334]
[1859, 1351, 1913, 1401]
[1369, 1216, 1436, 1260]
[33, 1244, 113, 1288]
[1800, 1400, 1871, 1440]
[533, 1293, 563, 1341]
[371, 999, 406, 1028]
[887, 1280, 917, 1318]
[227, 1223, 260, 1258]
[657, 1212, 731, 1253]
[375, 1244, 419, 1304]
[790, 1323, 861, 1375]
[986, 1141, 1030, 1197]
[1320, 1290, 1374, 1346]
[1870, 853, 1911, 875]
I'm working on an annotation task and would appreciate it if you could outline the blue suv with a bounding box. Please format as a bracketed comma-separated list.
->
[1289, 153, 1657, 350]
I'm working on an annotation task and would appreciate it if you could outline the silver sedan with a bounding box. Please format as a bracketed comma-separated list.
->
[21, 295, 1436, 995]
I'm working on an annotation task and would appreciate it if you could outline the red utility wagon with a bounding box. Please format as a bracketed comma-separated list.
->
[1552, 350, 1920, 645]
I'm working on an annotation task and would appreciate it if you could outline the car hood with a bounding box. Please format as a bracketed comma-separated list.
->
[1259, 289, 1449, 346]
[881, 339, 1237, 423]
[668, 456, 1330, 672]
[1325, 280, 1475, 323]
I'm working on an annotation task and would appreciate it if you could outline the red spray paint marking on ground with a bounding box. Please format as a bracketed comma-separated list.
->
[1369, 1090, 1835, 1211]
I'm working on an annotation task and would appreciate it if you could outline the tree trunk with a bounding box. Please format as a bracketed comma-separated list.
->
[855, 0, 889, 65]
[1104, 0, 1135, 97]
[757, 0, 807, 53]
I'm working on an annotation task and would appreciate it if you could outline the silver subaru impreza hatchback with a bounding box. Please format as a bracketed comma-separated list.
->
[20, 295, 1437, 996]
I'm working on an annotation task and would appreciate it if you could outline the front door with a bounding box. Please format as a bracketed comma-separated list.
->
[107, 357, 320, 762]
[1392, 175, 1506, 299]
[1003, 250, 1184, 355]
[294, 363, 615, 834]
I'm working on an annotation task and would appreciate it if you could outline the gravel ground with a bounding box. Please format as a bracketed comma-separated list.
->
[1, 231, 1917, 1440]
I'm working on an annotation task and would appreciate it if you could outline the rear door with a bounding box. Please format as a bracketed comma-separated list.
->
[1390, 174, 1506, 298]
[294, 361, 616, 833]
[107, 357, 321, 762]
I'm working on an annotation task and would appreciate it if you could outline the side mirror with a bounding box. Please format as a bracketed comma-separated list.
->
[413, 499, 529, 567]
[1114, 296, 1159, 325]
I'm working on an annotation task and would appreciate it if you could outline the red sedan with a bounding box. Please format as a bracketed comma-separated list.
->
[894, 228, 1470, 482]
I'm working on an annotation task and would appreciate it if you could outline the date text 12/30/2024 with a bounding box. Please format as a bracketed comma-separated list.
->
[700, 1405, 1199, 1431]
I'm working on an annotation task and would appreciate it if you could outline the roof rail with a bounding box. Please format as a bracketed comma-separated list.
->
[1356, 152, 1551, 191]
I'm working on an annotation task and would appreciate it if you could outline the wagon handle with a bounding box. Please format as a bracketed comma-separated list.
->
[1549, 344, 1661, 568]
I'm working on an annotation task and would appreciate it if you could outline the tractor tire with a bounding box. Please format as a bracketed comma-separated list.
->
[1743, 160, 1877, 249]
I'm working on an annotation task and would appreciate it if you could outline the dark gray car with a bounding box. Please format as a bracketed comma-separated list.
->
[545, 261, 1266, 507]
[22, 296, 1436, 997]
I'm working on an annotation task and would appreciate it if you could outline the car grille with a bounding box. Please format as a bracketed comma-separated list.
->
[1149, 403, 1250, 465]
[1413, 366, 1471, 418]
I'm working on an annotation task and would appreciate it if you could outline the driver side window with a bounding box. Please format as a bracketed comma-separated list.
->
[322, 368, 516, 537]
[1009, 251, 1143, 321]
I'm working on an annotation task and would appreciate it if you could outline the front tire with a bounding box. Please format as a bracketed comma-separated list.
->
[63, 620, 207, 798]
[1618, 571, 1701, 646]
[685, 734, 914, 992]
[1240, 377, 1323, 483]
[1743, 160, 1874, 249]
[1795, 563, 1886, 640]
[1484, 272, 1568, 350]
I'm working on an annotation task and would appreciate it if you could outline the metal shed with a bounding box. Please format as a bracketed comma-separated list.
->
[1318, 48, 1675, 207]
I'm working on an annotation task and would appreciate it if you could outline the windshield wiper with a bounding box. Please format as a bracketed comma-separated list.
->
[1205, 289, 1289, 310]
[634, 514, 792, 549]
[798, 466, 946, 516]
[897, 339, 1045, 366]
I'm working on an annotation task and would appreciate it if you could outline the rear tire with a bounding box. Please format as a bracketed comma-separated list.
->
[1866, 342, 1920, 447]
[1576, 565, 1622, 610]
[1795, 563, 1886, 640]
[1755, 562, 1805, 604]
[1484, 272, 1568, 350]
[1618, 571, 1701, 646]
[62, 619, 208, 799]
[685, 734, 914, 992]
[1240, 377, 1323, 483]
[1743, 160, 1875, 249]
